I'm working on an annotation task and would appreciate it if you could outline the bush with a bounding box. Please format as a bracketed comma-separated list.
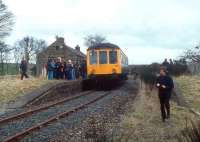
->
[170, 63, 188, 76]
[139, 61, 188, 82]
[139, 63, 159, 86]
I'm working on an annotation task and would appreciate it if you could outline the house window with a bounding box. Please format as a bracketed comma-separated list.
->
[55, 46, 59, 50]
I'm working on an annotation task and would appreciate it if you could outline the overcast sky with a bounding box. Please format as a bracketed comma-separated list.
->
[3, 0, 200, 64]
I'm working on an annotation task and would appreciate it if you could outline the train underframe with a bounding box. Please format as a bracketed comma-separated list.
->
[82, 73, 128, 90]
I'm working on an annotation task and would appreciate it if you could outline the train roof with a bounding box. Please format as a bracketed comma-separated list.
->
[88, 43, 120, 50]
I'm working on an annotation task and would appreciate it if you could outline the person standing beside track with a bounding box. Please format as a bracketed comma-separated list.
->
[55, 57, 64, 79]
[20, 58, 29, 80]
[156, 66, 174, 122]
[47, 59, 55, 80]
[81, 60, 87, 79]
[64, 61, 69, 80]
[67, 60, 75, 80]
[71, 61, 76, 80]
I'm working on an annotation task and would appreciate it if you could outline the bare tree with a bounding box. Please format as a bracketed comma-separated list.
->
[84, 34, 107, 47]
[0, 0, 14, 40]
[183, 46, 200, 63]
[0, 0, 14, 75]
[34, 39, 47, 54]
[14, 36, 47, 64]
[13, 43, 22, 72]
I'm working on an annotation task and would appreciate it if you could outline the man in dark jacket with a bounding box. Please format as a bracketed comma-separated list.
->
[20, 58, 29, 80]
[156, 66, 174, 122]
[55, 57, 64, 79]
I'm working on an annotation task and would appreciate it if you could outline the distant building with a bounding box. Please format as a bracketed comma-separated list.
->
[36, 36, 86, 76]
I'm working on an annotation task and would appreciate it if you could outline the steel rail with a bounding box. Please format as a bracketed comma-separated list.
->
[4, 91, 110, 142]
[0, 91, 93, 124]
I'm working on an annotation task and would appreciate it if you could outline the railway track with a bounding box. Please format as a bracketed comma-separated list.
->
[0, 91, 111, 142]
[0, 91, 93, 124]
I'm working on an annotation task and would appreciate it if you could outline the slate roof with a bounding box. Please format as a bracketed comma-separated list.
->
[47, 37, 85, 57]
[38, 37, 85, 58]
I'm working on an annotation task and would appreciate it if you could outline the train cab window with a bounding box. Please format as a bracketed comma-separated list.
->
[109, 51, 117, 64]
[89, 51, 97, 64]
[99, 51, 107, 64]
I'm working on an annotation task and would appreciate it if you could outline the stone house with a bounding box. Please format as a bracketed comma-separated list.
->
[36, 37, 86, 76]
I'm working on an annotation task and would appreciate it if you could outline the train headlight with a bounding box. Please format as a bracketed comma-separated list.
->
[112, 69, 117, 74]
[90, 69, 95, 74]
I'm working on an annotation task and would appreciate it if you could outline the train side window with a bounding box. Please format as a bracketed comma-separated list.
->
[121, 52, 124, 64]
[99, 51, 107, 64]
[89, 51, 97, 64]
[109, 51, 117, 64]
[126, 58, 128, 65]
[120, 53, 123, 64]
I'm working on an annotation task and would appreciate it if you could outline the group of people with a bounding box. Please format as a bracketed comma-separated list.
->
[162, 58, 174, 73]
[19, 57, 87, 81]
[46, 57, 87, 80]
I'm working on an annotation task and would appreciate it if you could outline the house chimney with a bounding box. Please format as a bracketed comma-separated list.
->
[55, 36, 64, 43]
[75, 45, 80, 52]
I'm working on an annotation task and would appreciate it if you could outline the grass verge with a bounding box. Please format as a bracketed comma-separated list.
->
[175, 75, 200, 111]
[114, 83, 199, 142]
[0, 76, 61, 104]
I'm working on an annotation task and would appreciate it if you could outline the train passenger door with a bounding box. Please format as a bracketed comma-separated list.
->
[97, 50, 109, 74]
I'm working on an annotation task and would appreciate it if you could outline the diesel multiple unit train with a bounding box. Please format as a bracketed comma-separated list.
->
[82, 43, 129, 89]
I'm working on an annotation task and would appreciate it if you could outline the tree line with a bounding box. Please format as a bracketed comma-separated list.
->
[0, 36, 48, 75]
[0, 0, 48, 75]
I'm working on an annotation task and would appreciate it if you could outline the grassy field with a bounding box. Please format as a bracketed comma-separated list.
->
[114, 77, 199, 142]
[0, 76, 60, 104]
[0, 63, 36, 75]
[0, 63, 20, 75]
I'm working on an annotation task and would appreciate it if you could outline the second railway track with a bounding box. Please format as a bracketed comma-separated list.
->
[0, 91, 111, 142]
[0, 91, 93, 124]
